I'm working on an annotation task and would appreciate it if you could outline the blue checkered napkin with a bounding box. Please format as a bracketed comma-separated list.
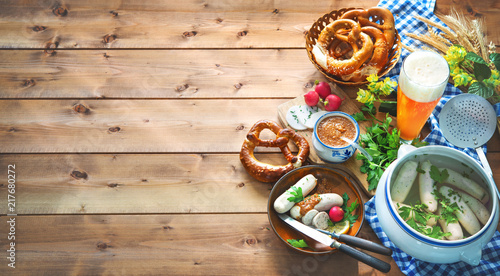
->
[362, 0, 500, 274]
[365, 198, 500, 276]
[377, 0, 496, 163]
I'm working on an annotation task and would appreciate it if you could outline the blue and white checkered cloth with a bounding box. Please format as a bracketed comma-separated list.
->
[364, 1, 500, 274]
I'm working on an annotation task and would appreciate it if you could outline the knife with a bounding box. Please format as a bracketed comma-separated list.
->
[315, 229, 392, 256]
[278, 213, 391, 273]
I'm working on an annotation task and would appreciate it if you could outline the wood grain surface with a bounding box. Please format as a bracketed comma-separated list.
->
[0, 0, 499, 275]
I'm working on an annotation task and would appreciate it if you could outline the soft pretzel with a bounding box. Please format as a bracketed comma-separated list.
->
[341, 26, 390, 82]
[240, 120, 309, 183]
[312, 19, 374, 76]
[340, 7, 395, 49]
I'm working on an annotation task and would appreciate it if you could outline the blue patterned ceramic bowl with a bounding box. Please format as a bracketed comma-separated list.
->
[312, 112, 360, 163]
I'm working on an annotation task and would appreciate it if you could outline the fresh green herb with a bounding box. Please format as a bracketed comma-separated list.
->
[287, 239, 310, 248]
[341, 193, 359, 227]
[434, 190, 461, 224]
[416, 167, 426, 174]
[429, 165, 449, 184]
[354, 106, 428, 191]
[397, 203, 448, 239]
[286, 186, 303, 203]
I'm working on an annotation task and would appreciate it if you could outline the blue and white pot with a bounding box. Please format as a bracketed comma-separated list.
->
[312, 112, 360, 164]
[375, 144, 499, 265]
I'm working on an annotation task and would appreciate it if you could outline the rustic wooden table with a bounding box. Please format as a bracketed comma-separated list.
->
[0, 0, 499, 275]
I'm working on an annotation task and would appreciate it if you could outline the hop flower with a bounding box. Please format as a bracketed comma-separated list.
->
[445, 45, 467, 64]
[356, 89, 376, 104]
[452, 72, 473, 87]
[380, 77, 397, 96]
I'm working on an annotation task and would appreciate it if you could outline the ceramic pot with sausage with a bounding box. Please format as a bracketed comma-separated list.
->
[375, 144, 499, 265]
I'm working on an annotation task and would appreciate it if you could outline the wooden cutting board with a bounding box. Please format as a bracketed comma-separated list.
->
[277, 83, 376, 196]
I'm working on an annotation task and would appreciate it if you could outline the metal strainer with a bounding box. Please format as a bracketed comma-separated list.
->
[439, 93, 499, 198]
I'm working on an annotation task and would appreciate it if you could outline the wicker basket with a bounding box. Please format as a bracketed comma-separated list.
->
[306, 8, 402, 86]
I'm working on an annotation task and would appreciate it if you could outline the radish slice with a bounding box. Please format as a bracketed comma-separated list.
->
[295, 105, 320, 127]
[303, 110, 328, 129]
[286, 106, 307, 130]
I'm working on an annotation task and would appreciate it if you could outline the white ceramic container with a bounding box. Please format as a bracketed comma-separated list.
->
[312, 112, 360, 163]
[375, 144, 499, 265]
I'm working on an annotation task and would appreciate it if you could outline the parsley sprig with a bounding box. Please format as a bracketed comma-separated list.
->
[354, 109, 428, 191]
[397, 202, 450, 240]
[429, 165, 449, 184]
[287, 239, 310, 249]
[341, 193, 359, 227]
[286, 186, 303, 203]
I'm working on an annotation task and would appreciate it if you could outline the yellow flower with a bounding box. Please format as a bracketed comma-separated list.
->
[356, 89, 375, 104]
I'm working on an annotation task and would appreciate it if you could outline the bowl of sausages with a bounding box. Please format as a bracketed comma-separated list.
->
[375, 144, 499, 265]
[267, 165, 365, 254]
[306, 7, 402, 85]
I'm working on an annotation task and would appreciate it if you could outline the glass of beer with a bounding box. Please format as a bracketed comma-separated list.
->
[397, 51, 450, 141]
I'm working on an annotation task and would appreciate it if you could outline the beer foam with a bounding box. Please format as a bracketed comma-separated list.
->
[399, 51, 449, 102]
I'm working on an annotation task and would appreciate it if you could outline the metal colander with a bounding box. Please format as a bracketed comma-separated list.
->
[440, 94, 496, 149]
[439, 93, 498, 200]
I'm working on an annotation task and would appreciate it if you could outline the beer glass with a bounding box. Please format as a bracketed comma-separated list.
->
[397, 51, 450, 141]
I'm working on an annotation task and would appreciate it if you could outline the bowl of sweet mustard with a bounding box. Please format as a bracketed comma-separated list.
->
[312, 112, 359, 163]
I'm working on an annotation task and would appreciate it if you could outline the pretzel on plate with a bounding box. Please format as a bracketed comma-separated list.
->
[240, 120, 309, 183]
[312, 19, 374, 76]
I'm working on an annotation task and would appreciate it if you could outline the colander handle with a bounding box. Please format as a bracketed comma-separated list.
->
[476, 148, 493, 176]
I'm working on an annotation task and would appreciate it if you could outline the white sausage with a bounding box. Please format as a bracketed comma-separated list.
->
[301, 209, 319, 226]
[314, 193, 343, 211]
[458, 191, 491, 225]
[439, 186, 481, 236]
[391, 161, 418, 203]
[441, 168, 489, 204]
[437, 205, 463, 241]
[312, 211, 330, 230]
[418, 160, 437, 213]
[289, 193, 343, 221]
[274, 174, 317, 214]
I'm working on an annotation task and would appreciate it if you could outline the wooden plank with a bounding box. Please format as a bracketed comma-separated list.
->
[1, 151, 497, 215]
[0, 99, 294, 153]
[0, 214, 402, 275]
[0, 49, 324, 99]
[0, 0, 498, 49]
[0, 0, 379, 49]
[0, 154, 274, 214]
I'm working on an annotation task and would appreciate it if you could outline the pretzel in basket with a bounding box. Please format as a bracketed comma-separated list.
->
[341, 26, 389, 82]
[312, 19, 374, 76]
[240, 120, 309, 183]
[340, 7, 396, 49]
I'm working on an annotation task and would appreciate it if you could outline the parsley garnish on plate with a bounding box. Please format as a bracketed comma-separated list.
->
[341, 193, 359, 227]
[286, 186, 303, 203]
[287, 239, 309, 248]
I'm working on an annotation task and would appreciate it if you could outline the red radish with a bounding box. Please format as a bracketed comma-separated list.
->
[324, 94, 345, 111]
[314, 81, 332, 99]
[329, 206, 345, 222]
[304, 90, 320, 106]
